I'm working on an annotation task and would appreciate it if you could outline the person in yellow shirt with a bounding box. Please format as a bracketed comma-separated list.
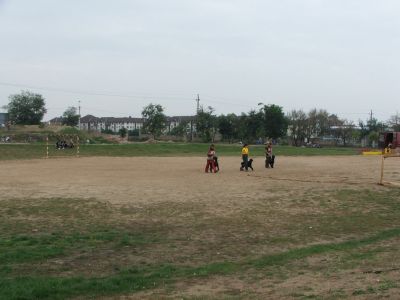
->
[240, 143, 249, 171]
[384, 143, 393, 155]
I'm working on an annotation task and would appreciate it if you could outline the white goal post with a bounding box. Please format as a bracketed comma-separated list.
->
[45, 135, 80, 159]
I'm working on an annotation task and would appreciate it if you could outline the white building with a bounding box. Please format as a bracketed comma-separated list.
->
[78, 114, 196, 134]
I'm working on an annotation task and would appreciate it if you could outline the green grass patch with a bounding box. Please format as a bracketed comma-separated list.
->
[1, 228, 400, 300]
[0, 230, 160, 265]
[0, 143, 359, 160]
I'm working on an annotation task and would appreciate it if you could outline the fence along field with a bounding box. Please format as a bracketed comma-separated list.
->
[1, 147, 400, 298]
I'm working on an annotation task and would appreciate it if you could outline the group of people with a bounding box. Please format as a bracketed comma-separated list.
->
[55, 140, 75, 150]
[205, 142, 275, 173]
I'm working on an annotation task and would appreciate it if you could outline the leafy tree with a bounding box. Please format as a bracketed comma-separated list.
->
[305, 109, 329, 142]
[218, 114, 238, 143]
[119, 127, 128, 138]
[358, 120, 370, 141]
[259, 104, 287, 139]
[196, 106, 217, 142]
[367, 118, 386, 133]
[128, 129, 140, 137]
[141, 104, 166, 139]
[336, 119, 355, 146]
[62, 107, 80, 127]
[170, 121, 188, 137]
[359, 118, 387, 146]
[388, 114, 400, 131]
[368, 131, 379, 147]
[237, 110, 263, 142]
[7, 90, 47, 125]
[287, 110, 307, 146]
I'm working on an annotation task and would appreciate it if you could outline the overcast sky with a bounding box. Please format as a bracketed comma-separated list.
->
[0, 0, 399, 121]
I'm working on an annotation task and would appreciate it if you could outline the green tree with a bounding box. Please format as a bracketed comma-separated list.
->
[128, 129, 140, 137]
[337, 119, 355, 146]
[7, 90, 47, 125]
[119, 127, 127, 138]
[196, 106, 217, 142]
[368, 131, 379, 147]
[359, 118, 387, 146]
[245, 110, 263, 141]
[218, 114, 238, 143]
[62, 107, 80, 127]
[388, 114, 400, 131]
[141, 104, 166, 139]
[259, 104, 287, 139]
[305, 109, 329, 142]
[287, 110, 307, 146]
[170, 121, 188, 137]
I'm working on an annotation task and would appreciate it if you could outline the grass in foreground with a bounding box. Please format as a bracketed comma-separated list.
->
[0, 143, 359, 160]
[1, 188, 400, 299]
[1, 228, 400, 300]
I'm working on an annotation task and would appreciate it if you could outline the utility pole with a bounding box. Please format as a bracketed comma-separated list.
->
[78, 100, 81, 129]
[192, 94, 200, 142]
[196, 94, 200, 114]
[370, 110, 373, 122]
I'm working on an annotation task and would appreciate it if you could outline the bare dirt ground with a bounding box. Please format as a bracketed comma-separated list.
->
[1, 155, 400, 299]
[0, 155, 391, 204]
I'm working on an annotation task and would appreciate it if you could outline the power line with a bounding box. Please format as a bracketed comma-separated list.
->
[0, 81, 191, 101]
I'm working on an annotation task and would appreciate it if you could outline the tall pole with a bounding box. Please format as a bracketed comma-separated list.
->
[46, 136, 49, 159]
[196, 94, 200, 114]
[78, 100, 81, 129]
[192, 94, 200, 142]
[379, 155, 385, 185]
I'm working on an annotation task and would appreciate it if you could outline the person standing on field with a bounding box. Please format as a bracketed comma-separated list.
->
[205, 144, 216, 173]
[240, 143, 249, 171]
[265, 142, 273, 168]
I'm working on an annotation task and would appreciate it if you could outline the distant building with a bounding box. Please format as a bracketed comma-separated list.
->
[0, 113, 9, 127]
[78, 114, 196, 134]
[166, 116, 197, 134]
[79, 115, 145, 132]
[48, 117, 63, 126]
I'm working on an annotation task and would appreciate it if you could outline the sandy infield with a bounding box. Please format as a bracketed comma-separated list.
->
[0, 155, 395, 205]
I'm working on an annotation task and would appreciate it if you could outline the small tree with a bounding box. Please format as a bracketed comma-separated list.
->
[218, 114, 238, 143]
[7, 90, 47, 125]
[196, 106, 217, 142]
[119, 127, 128, 138]
[62, 107, 80, 127]
[388, 114, 400, 131]
[287, 110, 307, 146]
[304, 109, 329, 143]
[170, 121, 188, 137]
[141, 104, 166, 139]
[259, 104, 287, 139]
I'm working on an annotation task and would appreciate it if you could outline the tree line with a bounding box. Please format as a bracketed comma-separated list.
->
[3, 90, 400, 146]
[142, 103, 399, 147]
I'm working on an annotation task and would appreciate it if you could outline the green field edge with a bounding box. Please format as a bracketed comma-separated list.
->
[1, 227, 399, 300]
[0, 144, 360, 161]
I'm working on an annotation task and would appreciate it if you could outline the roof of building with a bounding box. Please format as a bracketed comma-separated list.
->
[80, 114, 195, 123]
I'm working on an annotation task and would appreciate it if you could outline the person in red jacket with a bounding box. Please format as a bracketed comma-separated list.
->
[205, 144, 216, 173]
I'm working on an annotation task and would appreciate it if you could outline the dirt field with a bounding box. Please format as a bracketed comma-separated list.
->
[0, 155, 393, 203]
[1, 155, 400, 299]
